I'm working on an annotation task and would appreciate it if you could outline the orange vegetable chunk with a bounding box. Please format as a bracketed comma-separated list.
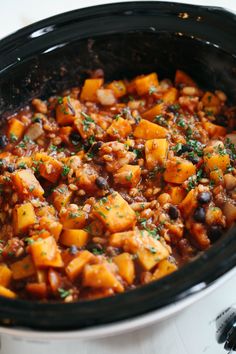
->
[134, 119, 168, 139]
[80, 78, 104, 102]
[135, 73, 159, 95]
[60, 229, 89, 248]
[12, 169, 44, 198]
[66, 250, 94, 280]
[0, 264, 12, 287]
[7, 118, 25, 142]
[145, 139, 168, 170]
[93, 192, 136, 233]
[164, 157, 196, 184]
[56, 97, 81, 125]
[13, 202, 37, 234]
[11, 255, 36, 280]
[31, 236, 64, 268]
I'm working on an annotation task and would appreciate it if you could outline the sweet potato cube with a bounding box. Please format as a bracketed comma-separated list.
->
[16, 157, 32, 169]
[164, 157, 196, 184]
[204, 154, 230, 173]
[162, 87, 178, 104]
[142, 103, 164, 121]
[179, 188, 198, 218]
[0, 285, 17, 299]
[134, 119, 168, 139]
[109, 231, 135, 247]
[0, 264, 12, 287]
[12, 169, 44, 198]
[13, 203, 37, 234]
[93, 192, 136, 233]
[10, 255, 36, 280]
[39, 216, 63, 241]
[113, 253, 135, 285]
[123, 230, 169, 270]
[175, 70, 197, 87]
[134, 73, 159, 96]
[152, 259, 177, 280]
[107, 117, 132, 139]
[26, 282, 47, 299]
[59, 126, 73, 144]
[107, 80, 127, 98]
[34, 153, 62, 183]
[145, 139, 168, 170]
[56, 97, 81, 125]
[60, 229, 89, 248]
[66, 250, 94, 280]
[203, 121, 226, 138]
[82, 264, 124, 292]
[210, 169, 224, 185]
[113, 164, 141, 187]
[60, 209, 87, 229]
[7, 118, 25, 142]
[52, 184, 73, 211]
[80, 78, 104, 102]
[165, 185, 186, 205]
[201, 91, 220, 107]
[30, 236, 64, 268]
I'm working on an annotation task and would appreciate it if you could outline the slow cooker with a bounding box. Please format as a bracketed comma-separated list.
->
[0, 1, 236, 352]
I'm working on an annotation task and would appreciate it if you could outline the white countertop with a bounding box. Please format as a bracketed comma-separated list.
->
[0, 1, 236, 354]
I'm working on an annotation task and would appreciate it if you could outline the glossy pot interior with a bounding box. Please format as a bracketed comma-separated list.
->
[0, 1, 236, 330]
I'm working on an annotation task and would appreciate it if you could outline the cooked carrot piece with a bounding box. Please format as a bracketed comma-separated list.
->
[201, 91, 220, 107]
[48, 268, 61, 292]
[210, 169, 224, 185]
[7, 118, 25, 142]
[12, 169, 44, 198]
[83, 263, 124, 293]
[134, 73, 159, 95]
[0, 264, 12, 287]
[60, 229, 89, 248]
[80, 78, 104, 102]
[56, 97, 81, 125]
[145, 139, 168, 170]
[66, 250, 94, 280]
[106, 117, 132, 139]
[59, 126, 73, 144]
[39, 216, 63, 241]
[163, 157, 196, 184]
[93, 192, 136, 233]
[134, 119, 168, 139]
[11, 255, 36, 280]
[13, 203, 37, 234]
[30, 236, 64, 268]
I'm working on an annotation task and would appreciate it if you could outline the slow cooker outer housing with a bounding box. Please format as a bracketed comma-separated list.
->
[0, 1, 236, 330]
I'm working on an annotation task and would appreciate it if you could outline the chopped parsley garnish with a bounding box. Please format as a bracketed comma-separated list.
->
[10, 133, 17, 143]
[92, 247, 104, 255]
[81, 112, 95, 132]
[149, 86, 157, 94]
[58, 288, 70, 299]
[126, 172, 133, 181]
[177, 119, 186, 128]
[154, 115, 169, 127]
[61, 165, 70, 177]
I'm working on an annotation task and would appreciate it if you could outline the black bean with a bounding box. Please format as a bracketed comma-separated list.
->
[193, 207, 206, 223]
[90, 141, 102, 155]
[95, 176, 108, 190]
[208, 225, 223, 242]
[168, 205, 179, 220]
[7, 164, 15, 173]
[215, 115, 228, 127]
[0, 135, 8, 149]
[181, 144, 193, 153]
[33, 117, 42, 124]
[197, 192, 212, 204]
[188, 155, 199, 164]
[70, 131, 81, 146]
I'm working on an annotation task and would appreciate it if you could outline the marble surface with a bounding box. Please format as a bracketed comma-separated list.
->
[0, 1, 236, 353]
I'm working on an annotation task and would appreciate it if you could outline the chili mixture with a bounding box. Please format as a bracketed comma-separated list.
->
[0, 70, 235, 301]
